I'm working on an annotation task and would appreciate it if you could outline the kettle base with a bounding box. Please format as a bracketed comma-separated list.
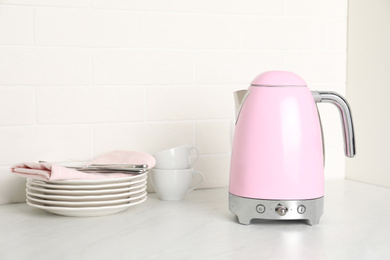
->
[229, 193, 324, 226]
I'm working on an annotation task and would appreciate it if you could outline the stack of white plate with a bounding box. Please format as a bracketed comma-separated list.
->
[26, 172, 147, 217]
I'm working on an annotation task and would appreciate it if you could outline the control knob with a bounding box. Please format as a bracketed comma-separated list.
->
[275, 203, 288, 216]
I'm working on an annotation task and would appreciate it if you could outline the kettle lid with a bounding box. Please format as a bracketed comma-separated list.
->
[251, 71, 307, 87]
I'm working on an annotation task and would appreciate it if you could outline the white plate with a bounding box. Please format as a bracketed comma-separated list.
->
[26, 191, 147, 207]
[28, 175, 147, 190]
[35, 171, 148, 185]
[26, 196, 147, 217]
[26, 180, 146, 196]
[25, 185, 146, 202]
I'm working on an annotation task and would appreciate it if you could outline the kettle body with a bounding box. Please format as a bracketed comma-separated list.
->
[229, 71, 355, 225]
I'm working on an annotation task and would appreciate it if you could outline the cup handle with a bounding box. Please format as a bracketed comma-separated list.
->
[187, 171, 204, 193]
[188, 146, 200, 167]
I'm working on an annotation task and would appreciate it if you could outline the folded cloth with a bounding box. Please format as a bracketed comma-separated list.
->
[11, 150, 156, 181]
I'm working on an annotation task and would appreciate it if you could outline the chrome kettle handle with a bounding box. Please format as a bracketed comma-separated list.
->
[312, 91, 356, 158]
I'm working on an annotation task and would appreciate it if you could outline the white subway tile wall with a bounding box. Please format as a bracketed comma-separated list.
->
[0, 0, 348, 203]
[0, 6, 33, 45]
[35, 9, 145, 47]
[146, 14, 241, 49]
[0, 48, 91, 85]
[92, 50, 193, 85]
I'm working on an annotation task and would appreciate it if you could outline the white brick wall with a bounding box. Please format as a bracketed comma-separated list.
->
[0, 6, 33, 45]
[0, 0, 348, 203]
[0, 48, 91, 85]
[35, 9, 145, 47]
[92, 50, 193, 85]
[146, 14, 241, 49]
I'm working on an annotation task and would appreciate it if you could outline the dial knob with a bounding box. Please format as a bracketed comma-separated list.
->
[275, 204, 288, 216]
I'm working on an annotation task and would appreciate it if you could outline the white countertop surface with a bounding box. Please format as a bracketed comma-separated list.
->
[0, 180, 389, 260]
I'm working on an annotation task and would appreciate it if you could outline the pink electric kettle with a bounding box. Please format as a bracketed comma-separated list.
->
[229, 71, 356, 225]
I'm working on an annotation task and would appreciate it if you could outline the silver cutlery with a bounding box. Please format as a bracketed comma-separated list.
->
[39, 161, 148, 174]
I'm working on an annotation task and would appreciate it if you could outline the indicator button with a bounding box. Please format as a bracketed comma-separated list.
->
[256, 204, 265, 214]
[297, 205, 306, 214]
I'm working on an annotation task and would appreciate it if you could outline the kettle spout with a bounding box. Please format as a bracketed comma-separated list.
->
[234, 90, 250, 124]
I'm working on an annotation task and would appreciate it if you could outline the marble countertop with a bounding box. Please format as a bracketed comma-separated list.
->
[0, 180, 389, 260]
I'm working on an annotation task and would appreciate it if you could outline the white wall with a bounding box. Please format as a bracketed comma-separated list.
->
[346, 0, 390, 187]
[0, 0, 348, 204]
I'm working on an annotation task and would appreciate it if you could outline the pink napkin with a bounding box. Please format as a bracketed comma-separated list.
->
[11, 150, 156, 181]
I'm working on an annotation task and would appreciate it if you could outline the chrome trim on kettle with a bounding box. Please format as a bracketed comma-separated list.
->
[312, 91, 356, 158]
[229, 193, 324, 226]
[233, 90, 251, 124]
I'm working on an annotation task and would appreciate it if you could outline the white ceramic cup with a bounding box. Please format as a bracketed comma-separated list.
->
[153, 145, 200, 169]
[150, 168, 204, 201]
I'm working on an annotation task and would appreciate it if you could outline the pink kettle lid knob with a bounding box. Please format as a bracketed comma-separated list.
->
[251, 71, 307, 87]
